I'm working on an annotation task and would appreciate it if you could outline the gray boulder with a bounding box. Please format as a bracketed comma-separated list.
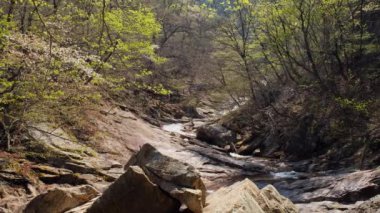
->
[125, 143, 206, 213]
[87, 166, 180, 213]
[196, 124, 237, 147]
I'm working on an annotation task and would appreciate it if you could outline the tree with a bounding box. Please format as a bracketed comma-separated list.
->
[145, 0, 219, 96]
[212, 0, 264, 102]
[0, 0, 164, 150]
[254, 0, 377, 93]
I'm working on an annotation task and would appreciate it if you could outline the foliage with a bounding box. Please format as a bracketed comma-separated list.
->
[335, 97, 370, 114]
[0, 0, 166, 150]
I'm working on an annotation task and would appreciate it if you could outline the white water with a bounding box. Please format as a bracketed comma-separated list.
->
[229, 152, 252, 159]
[162, 123, 184, 134]
[162, 123, 196, 137]
[271, 171, 301, 180]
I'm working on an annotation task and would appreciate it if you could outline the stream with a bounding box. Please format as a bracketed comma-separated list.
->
[161, 113, 380, 212]
[161, 122, 304, 182]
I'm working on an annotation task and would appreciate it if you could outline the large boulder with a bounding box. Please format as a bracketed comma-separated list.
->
[196, 123, 237, 147]
[204, 179, 298, 213]
[87, 166, 180, 213]
[125, 143, 206, 213]
[24, 185, 99, 213]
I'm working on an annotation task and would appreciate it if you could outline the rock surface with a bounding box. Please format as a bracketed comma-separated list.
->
[274, 168, 380, 203]
[204, 178, 298, 213]
[125, 143, 206, 213]
[296, 195, 380, 213]
[347, 195, 380, 213]
[204, 179, 264, 213]
[196, 123, 237, 147]
[24, 185, 99, 213]
[87, 166, 180, 213]
[259, 185, 299, 213]
[296, 201, 353, 213]
[3, 106, 380, 213]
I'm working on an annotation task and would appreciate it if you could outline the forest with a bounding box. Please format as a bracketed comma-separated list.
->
[0, 0, 379, 212]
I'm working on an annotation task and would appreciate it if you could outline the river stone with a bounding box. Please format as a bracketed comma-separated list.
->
[125, 143, 206, 213]
[196, 123, 237, 147]
[87, 166, 180, 213]
[23, 185, 99, 213]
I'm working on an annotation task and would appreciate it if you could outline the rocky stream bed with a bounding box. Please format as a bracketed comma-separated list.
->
[1, 105, 379, 212]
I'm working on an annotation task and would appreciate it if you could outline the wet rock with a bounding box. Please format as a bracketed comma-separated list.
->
[87, 166, 180, 213]
[275, 168, 380, 203]
[125, 143, 206, 213]
[24, 185, 99, 213]
[196, 124, 237, 147]
[204, 179, 297, 213]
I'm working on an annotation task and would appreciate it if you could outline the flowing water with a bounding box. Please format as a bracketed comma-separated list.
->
[161, 120, 304, 183]
[162, 123, 196, 137]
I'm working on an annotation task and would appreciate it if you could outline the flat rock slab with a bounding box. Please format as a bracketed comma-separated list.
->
[296, 195, 380, 213]
[275, 168, 380, 203]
